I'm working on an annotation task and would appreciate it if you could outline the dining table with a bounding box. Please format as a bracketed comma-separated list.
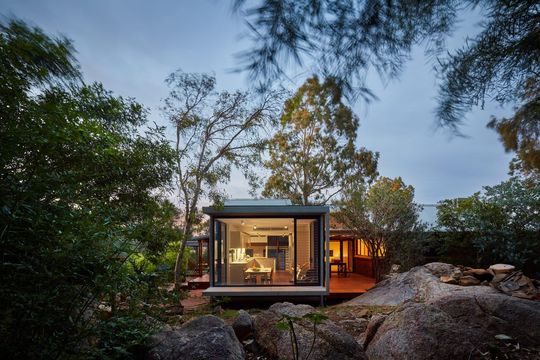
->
[244, 267, 272, 283]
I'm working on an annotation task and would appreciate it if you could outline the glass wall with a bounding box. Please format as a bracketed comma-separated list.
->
[213, 218, 295, 286]
[212, 217, 321, 286]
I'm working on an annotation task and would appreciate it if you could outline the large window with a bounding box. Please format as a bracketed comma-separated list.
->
[212, 217, 321, 286]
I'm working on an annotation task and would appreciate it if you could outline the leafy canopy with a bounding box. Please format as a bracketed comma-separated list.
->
[335, 177, 426, 279]
[0, 19, 178, 359]
[262, 76, 378, 205]
[487, 79, 540, 177]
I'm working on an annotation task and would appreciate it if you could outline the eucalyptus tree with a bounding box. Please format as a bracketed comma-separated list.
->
[262, 76, 378, 205]
[234, 0, 540, 172]
[335, 177, 425, 280]
[162, 70, 283, 287]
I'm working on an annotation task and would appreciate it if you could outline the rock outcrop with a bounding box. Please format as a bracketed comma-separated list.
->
[144, 315, 244, 360]
[428, 292, 540, 346]
[348, 263, 540, 359]
[346, 263, 497, 307]
[338, 318, 369, 340]
[364, 292, 540, 359]
[143, 263, 539, 360]
[365, 302, 480, 359]
[253, 302, 366, 360]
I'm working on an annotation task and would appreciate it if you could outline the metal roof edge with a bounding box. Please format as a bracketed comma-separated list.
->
[202, 204, 330, 216]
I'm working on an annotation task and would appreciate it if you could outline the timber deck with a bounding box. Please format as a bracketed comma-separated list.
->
[328, 273, 376, 299]
[195, 272, 375, 299]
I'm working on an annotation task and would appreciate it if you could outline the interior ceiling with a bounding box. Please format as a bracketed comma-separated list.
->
[219, 218, 293, 226]
[218, 218, 293, 236]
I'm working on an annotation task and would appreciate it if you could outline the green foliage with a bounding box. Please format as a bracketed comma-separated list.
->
[211, 296, 232, 306]
[336, 177, 427, 280]
[89, 314, 159, 360]
[436, 177, 540, 276]
[275, 312, 328, 360]
[425, 231, 479, 268]
[219, 309, 239, 320]
[130, 236, 191, 283]
[0, 19, 179, 358]
[262, 76, 378, 204]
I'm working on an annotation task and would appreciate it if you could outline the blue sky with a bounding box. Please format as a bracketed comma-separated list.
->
[1, 0, 514, 204]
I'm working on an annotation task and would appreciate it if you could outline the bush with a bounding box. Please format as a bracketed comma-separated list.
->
[0, 19, 179, 358]
[436, 177, 540, 277]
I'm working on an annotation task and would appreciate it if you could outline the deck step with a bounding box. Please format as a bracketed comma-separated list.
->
[203, 286, 327, 297]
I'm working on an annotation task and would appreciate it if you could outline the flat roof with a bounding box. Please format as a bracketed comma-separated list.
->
[203, 204, 329, 216]
[224, 199, 292, 206]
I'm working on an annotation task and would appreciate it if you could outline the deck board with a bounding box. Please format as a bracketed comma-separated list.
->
[329, 273, 375, 294]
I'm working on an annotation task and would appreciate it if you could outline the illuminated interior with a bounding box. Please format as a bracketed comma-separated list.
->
[329, 239, 353, 272]
[213, 217, 321, 286]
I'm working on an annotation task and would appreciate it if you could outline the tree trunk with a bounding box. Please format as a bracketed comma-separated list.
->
[174, 222, 193, 290]
[372, 254, 391, 282]
[174, 182, 201, 290]
[173, 238, 187, 290]
[372, 256, 380, 282]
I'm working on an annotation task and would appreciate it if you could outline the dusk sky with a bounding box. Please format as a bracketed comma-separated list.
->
[1, 0, 514, 205]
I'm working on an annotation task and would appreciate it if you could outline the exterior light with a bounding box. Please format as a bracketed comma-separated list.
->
[284, 226, 288, 230]
[241, 220, 245, 226]
[253, 225, 257, 230]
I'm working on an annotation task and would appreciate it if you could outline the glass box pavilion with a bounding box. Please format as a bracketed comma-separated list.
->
[202, 199, 330, 298]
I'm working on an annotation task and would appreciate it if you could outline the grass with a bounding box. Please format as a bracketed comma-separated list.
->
[220, 309, 239, 320]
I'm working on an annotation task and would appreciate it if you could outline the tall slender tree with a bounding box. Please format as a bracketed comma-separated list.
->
[262, 76, 378, 205]
[162, 70, 282, 287]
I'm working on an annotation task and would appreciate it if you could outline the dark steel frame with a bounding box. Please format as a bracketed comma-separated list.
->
[203, 205, 329, 289]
